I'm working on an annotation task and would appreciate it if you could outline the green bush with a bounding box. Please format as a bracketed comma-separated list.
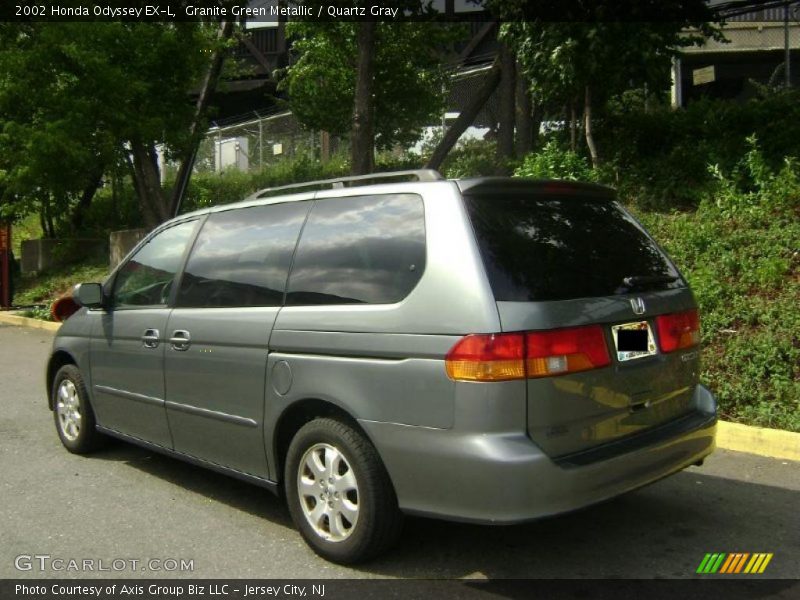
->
[20, 306, 53, 321]
[515, 140, 597, 181]
[182, 152, 434, 213]
[83, 182, 142, 234]
[636, 139, 800, 431]
[440, 138, 510, 178]
[599, 90, 800, 210]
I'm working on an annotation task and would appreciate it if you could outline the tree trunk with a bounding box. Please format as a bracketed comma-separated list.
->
[515, 67, 533, 157]
[569, 101, 577, 152]
[38, 201, 48, 238]
[39, 196, 56, 239]
[70, 166, 104, 233]
[530, 101, 543, 151]
[497, 43, 516, 166]
[168, 19, 235, 219]
[351, 21, 377, 176]
[584, 85, 599, 168]
[129, 139, 168, 229]
[425, 57, 502, 171]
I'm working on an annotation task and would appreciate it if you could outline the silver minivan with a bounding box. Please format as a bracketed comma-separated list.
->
[47, 171, 717, 563]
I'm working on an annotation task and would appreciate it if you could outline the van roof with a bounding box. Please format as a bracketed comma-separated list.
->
[174, 173, 616, 223]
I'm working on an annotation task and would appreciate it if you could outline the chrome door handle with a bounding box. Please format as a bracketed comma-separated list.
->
[169, 330, 191, 351]
[141, 329, 160, 349]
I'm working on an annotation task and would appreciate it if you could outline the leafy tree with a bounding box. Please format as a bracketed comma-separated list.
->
[0, 19, 236, 231]
[486, 0, 722, 167]
[280, 19, 459, 174]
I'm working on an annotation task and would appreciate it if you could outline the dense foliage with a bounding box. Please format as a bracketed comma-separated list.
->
[514, 140, 596, 181]
[0, 21, 228, 229]
[636, 139, 799, 431]
[280, 22, 458, 151]
[599, 90, 800, 209]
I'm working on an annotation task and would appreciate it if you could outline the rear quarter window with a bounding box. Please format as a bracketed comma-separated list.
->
[286, 194, 426, 305]
[464, 192, 681, 302]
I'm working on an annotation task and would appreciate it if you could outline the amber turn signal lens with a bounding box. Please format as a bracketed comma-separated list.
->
[445, 325, 611, 382]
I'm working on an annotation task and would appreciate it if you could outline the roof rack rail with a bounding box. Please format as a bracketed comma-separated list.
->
[248, 169, 444, 199]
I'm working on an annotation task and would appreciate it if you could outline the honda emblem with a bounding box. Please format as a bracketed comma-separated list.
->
[630, 297, 646, 315]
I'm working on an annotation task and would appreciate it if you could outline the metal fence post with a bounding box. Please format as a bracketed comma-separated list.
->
[258, 114, 264, 170]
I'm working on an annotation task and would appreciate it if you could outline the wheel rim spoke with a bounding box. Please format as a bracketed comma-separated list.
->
[298, 476, 317, 497]
[306, 450, 326, 478]
[308, 500, 327, 528]
[325, 447, 342, 479]
[339, 500, 358, 525]
[335, 469, 357, 492]
[328, 512, 346, 538]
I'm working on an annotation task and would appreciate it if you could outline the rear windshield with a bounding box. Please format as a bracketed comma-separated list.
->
[464, 193, 682, 302]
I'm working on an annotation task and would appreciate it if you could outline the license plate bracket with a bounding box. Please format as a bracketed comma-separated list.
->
[612, 321, 657, 362]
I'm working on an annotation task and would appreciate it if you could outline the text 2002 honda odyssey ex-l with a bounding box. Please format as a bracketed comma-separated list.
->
[47, 171, 717, 563]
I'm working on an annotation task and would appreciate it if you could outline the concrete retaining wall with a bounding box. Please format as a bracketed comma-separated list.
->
[109, 228, 147, 268]
[21, 239, 107, 274]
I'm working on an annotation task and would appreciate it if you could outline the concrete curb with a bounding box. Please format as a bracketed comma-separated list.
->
[0, 312, 797, 461]
[0, 312, 61, 332]
[717, 421, 800, 462]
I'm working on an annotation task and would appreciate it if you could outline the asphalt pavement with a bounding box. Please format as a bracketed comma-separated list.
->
[1, 322, 798, 579]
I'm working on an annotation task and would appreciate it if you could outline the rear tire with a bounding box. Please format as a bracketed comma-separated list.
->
[285, 417, 403, 564]
[52, 364, 105, 454]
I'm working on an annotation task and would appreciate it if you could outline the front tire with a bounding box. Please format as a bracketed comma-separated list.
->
[285, 417, 402, 564]
[52, 364, 105, 454]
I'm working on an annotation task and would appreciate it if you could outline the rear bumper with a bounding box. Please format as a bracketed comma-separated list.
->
[360, 384, 717, 524]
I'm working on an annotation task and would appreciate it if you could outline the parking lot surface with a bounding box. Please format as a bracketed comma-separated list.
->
[1, 323, 798, 579]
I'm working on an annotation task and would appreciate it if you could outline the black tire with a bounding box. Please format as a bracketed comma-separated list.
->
[284, 417, 403, 564]
[51, 364, 106, 454]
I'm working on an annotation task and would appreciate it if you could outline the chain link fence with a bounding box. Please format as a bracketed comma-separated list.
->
[194, 111, 348, 174]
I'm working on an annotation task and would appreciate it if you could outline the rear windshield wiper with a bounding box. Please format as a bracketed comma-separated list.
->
[621, 274, 678, 288]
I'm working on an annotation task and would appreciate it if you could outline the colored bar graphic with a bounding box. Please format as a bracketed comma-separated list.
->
[759, 554, 773, 573]
[744, 554, 760, 574]
[697, 554, 713, 574]
[700, 553, 773, 575]
[734, 553, 750, 573]
[711, 553, 726, 573]
[719, 554, 736, 573]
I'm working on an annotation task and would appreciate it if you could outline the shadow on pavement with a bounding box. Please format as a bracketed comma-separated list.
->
[92, 441, 293, 528]
[91, 440, 799, 579]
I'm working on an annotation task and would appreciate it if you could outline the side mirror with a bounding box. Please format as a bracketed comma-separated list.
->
[73, 283, 105, 309]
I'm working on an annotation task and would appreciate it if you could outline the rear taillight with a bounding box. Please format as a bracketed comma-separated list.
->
[445, 333, 525, 382]
[445, 325, 610, 382]
[525, 325, 611, 377]
[656, 309, 700, 353]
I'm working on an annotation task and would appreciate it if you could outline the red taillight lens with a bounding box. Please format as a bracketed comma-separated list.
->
[525, 325, 611, 378]
[445, 333, 525, 381]
[445, 325, 610, 382]
[656, 309, 700, 353]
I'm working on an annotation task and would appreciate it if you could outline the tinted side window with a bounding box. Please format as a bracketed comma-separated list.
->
[286, 194, 425, 305]
[177, 202, 309, 308]
[112, 220, 197, 308]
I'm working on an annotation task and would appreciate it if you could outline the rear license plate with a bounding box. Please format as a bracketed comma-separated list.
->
[612, 321, 657, 362]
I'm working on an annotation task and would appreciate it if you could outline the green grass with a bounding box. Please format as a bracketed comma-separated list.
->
[10, 213, 43, 257]
[15, 262, 110, 308]
[633, 148, 800, 432]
